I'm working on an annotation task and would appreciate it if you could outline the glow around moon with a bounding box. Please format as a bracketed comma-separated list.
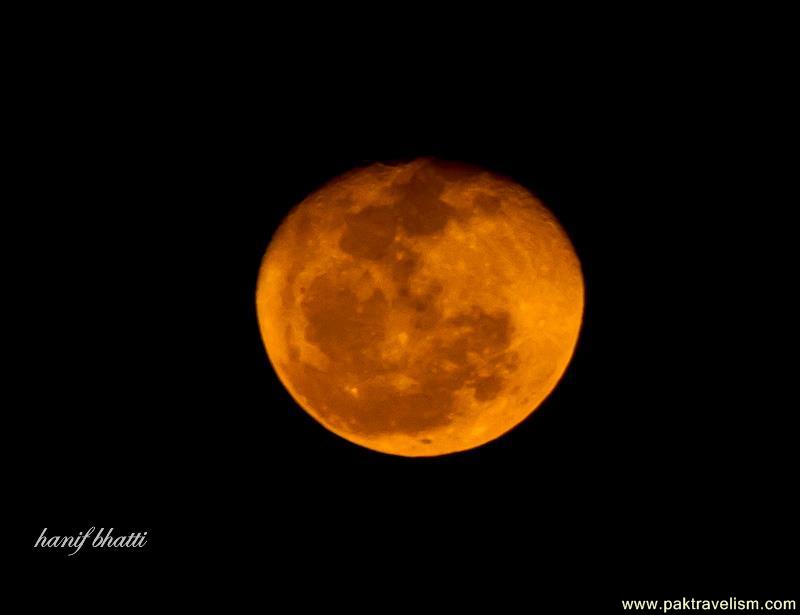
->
[256, 159, 584, 456]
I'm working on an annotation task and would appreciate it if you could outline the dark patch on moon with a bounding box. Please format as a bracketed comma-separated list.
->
[474, 192, 502, 215]
[394, 165, 457, 236]
[473, 376, 504, 401]
[300, 270, 389, 374]
[337, 163, 463, 258]
[291, 261, 519, 436]
[339, 206, 398, 260]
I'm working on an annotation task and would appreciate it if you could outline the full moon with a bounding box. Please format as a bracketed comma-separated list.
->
[256, 159, 584, 456]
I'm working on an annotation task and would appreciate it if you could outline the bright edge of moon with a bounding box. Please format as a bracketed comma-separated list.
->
[256, 158, 584, 457]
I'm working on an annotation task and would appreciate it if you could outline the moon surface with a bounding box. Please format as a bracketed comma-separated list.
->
[256, 158, 584, 456]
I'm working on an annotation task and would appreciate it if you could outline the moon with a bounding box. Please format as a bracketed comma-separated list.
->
[256, 158, 584, 456]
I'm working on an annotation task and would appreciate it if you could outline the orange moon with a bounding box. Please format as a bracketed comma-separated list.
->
[256, 158, 584, 456]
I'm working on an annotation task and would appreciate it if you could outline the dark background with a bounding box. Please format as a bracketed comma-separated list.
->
[13, 15, 796, 610]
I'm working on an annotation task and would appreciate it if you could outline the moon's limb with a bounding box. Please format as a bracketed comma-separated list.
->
[256, 158, 584, 456]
